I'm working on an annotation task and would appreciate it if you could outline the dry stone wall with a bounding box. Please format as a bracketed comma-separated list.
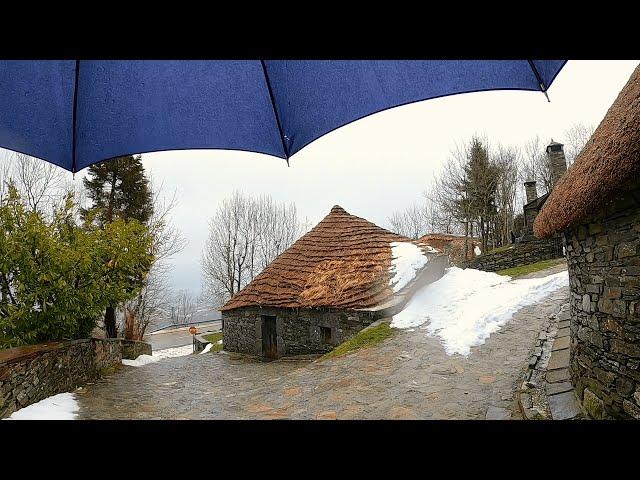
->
[0, 338, 151, 418]
[563, 184, 640, 419]
[465, 237, 563, 273]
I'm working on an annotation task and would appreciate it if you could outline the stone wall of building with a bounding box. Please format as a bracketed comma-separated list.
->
[465, 237, 564, 273]
[0, 338, 150, 418]
[223, 307, 376, 358]
[563, 184, 640, 419]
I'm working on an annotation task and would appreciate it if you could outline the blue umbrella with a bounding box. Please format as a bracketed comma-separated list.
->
[0, 60, 566, 173]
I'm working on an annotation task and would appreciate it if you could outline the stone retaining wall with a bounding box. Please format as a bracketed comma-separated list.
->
[121, 339, 152, 359]
[563, 184, 640, 419]
[0, 338, 151, 418]
[465, 237, 563, 272]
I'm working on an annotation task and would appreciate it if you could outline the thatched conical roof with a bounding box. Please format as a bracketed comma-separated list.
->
[221, 205, 431, 311]
[535, 64, 640, 237]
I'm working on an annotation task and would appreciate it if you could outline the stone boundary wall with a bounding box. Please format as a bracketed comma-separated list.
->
[465, 237, 564, 272]
[121, 339, 152, 359]
[0, 338, 151, 418]
[563, 185, 640, 419]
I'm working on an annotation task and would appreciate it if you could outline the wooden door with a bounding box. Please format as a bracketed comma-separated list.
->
[261, 315, 278, 359]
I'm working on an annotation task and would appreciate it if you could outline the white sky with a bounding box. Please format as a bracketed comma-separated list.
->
[75, 60, 640, 294]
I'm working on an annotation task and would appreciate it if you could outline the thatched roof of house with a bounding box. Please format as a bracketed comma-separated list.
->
[221, 205, 435, 312]
[535, 64, 640, 238]
[419, 233, 480, 264]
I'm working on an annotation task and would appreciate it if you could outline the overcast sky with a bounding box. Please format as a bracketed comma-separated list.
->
[82, 60, 640, 294]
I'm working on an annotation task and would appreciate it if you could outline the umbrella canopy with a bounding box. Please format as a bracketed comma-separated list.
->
[0, 60, 566, 172]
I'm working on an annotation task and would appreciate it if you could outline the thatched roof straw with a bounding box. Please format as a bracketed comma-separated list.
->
[419, 233, 480, 263]
[535, 64, 640, 238]
[221, 205, 434, 311]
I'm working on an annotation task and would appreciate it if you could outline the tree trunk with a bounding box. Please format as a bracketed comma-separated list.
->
[104, 306, 117, 338]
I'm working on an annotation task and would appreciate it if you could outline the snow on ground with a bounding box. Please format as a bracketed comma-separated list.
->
[391, 267, 569, 356]
[122, 343, 193, 367]
[389, 242, 430, 292]
[200, 343, 213, 354]
[4, 392, 79, 420]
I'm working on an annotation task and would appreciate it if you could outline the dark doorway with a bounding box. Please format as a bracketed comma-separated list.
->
[261, 315, 278, 359]
[320, 326, 332, 344]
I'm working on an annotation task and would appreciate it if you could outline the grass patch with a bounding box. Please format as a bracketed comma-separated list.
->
[203, 332, 223, 352]
[322, 322, 396, 360]
[485, 245, 513, 255]
[497, 258, 566, 278]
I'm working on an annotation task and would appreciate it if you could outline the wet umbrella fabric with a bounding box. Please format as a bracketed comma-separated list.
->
[0, 60, 566, 172]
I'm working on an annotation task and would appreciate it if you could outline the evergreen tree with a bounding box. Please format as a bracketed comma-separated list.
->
[82, 155, 153, 337]
[82, 155, 153, 226]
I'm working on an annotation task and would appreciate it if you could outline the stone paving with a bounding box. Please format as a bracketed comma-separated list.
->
[75, 267, 570, 420]
[516, 287, 584, 420]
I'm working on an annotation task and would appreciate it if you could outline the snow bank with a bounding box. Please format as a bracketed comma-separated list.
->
[5, 392, 79, 420]
[389, 242, 430, 292]
[123, 344, 193, 367]
[391, 267, 569, 356]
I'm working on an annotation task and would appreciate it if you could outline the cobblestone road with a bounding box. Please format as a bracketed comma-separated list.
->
[76, 267, 569, 420]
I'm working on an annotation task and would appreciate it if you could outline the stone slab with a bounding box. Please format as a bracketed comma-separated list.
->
[548, 391, 581, 420]
[485, 406, 511, 420]
[557, 320, 570, 329]
[546, 368, 570, 383]
[552, 336, 570, 351]
[546, 381, 573, 396]
[556, 327, 570, 338]
[547, 349, 570, 370]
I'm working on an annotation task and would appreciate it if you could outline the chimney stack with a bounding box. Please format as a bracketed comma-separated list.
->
[546, 140, 567, 188]
[524, 181, 538, 204]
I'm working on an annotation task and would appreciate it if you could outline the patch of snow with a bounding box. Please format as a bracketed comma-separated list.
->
[474, 245, 482, 256]
[389, 242, 429, 292]
[123, 344, 194, 367]
[217, 339, 223, 344]
[391, 267, 569, 356]
[200, 343, 213, 354]
[5, 392, 79, 420]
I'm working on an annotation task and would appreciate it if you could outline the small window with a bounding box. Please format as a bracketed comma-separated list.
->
[320, 326, 332, 344]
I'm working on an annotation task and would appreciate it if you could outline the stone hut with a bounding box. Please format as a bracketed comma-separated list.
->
[522, 141, 568, 238]
[221, 205, 447, 359]
[535, 65, 640, 419]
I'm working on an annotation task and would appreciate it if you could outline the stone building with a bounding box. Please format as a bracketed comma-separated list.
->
[221, 205, 447, 359]
[535, 65, 640, 419]
[522, 141, 568, 238]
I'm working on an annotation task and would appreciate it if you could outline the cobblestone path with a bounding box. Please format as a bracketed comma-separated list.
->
[76, 267, 569, 420]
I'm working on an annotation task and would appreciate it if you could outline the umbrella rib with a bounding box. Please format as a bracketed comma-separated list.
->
[527, 60, 550, 103]
[260, 60, 290, 164]
[71, 60, 80, 174]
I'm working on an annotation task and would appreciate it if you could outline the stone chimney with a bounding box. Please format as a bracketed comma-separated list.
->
[524, 181, 538, 204]
[546, 140, 567, 188]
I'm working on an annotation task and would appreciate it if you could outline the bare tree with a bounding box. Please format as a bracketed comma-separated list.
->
[201, 191, 308, 308]
[492, 143, 521, 246]
[120, 180, 187, 339]
[173, 289, 198, 324]
[521, 136, 552, 195]
[563, 122, 595, 166]
[387, 202, 430, 239]
[2, 151, 67, 215]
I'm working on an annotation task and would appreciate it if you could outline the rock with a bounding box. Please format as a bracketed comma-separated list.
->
[485, 406, 510, 420]
[582, 388, 604, 419]
[548, 391, 582, 420]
